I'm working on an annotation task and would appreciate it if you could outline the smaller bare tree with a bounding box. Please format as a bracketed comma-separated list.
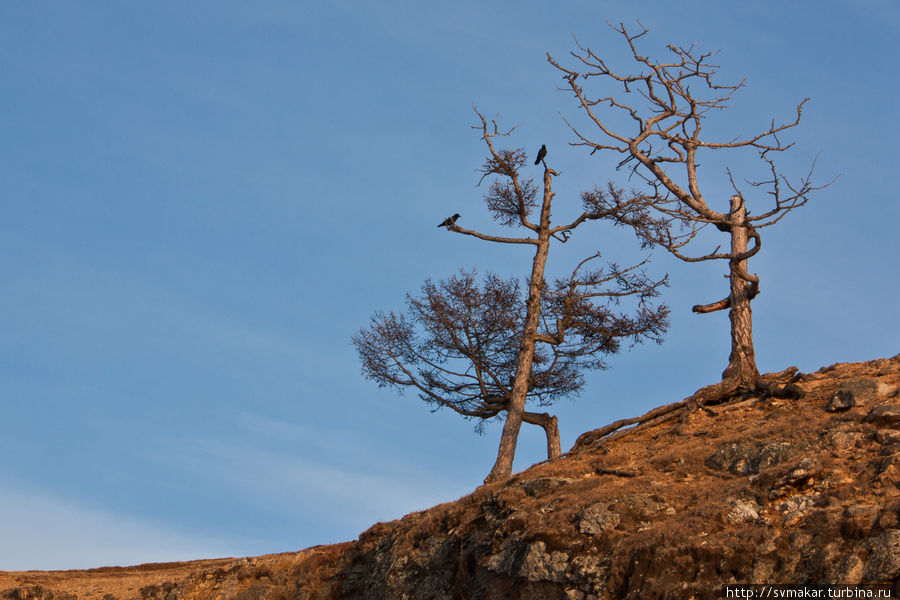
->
[354, 265, 667, 467]
[549, 23, 833, 389]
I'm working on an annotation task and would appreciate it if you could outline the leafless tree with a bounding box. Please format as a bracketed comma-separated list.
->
[549, 23, 832, 389]
[356, 109, 667, 483]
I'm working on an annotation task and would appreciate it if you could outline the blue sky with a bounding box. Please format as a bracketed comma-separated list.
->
[1, 1, 897, 569]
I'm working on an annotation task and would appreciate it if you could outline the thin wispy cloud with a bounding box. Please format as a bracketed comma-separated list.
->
[154, 434, 471, 526]
[0, 489, 237, 571]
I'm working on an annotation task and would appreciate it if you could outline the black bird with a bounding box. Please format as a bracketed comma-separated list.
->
[437, 213, 460, 228]
[534, 144, 547, 165]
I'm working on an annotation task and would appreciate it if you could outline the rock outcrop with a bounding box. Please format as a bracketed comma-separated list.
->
[2, 355, 899, 599]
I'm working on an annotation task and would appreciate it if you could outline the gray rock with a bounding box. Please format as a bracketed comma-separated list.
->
[577, 503, 620, 535]
[485, 537, 570, 584]
[775, 494, 820, 526]
[826, 389, 856, 412]
[485, 534, 529, 576]
[518, 541, 569, 583]
[827, 379, 898, 412]
[726, 499, 761, 524]
[705, 441, 793, 475]
[862, 529, 900, 582]
[569, 554, 610, 596]
[864, 404, 900, 427]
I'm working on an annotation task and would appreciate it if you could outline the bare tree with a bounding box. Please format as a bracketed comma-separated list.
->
[549, 23, 832, 388]
[365, 108, 668, 483]
[353, 267, 666, 466]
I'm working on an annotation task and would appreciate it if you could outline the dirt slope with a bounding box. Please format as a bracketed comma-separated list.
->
[3, 355, 899, 599]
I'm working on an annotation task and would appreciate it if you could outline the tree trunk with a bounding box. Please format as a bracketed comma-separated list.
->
[484, 170, 555, 483]
[523, 411, 561, 460]
[721, 195, 760, 386]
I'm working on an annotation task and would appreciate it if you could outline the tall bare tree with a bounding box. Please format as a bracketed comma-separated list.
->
[353, 266, 666, 467]
[412, 109, 668, 482]
[549, 23, 831, 388]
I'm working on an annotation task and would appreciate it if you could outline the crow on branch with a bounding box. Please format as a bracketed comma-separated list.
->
[437, 213, 460, 228]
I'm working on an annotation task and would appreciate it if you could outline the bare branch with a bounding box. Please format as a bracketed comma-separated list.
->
[447, 223, 538, 245]
[473, 108, 538, 231]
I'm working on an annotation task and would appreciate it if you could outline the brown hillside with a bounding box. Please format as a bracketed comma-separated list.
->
[3, 355, 899, 599]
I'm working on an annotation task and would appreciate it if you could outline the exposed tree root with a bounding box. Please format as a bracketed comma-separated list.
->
[569, 367, 805, 453]
[571, 399, 686, 451]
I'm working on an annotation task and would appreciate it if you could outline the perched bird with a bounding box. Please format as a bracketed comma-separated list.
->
[534, 144, 547, 165]
[437, 213, 460, 228]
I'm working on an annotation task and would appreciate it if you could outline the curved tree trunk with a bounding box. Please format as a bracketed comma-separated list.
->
[721, 196, 760, 386]
[484, 170, 555, 483]
[523, 411, 561, 460]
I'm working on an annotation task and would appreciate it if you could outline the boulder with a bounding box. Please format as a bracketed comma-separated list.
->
[826, 379, 898, 412]
[577, 503, 620, 535]
[518, 541, 569, 583]
[726, 499, 761, 524]
[864, 404, 900, 427]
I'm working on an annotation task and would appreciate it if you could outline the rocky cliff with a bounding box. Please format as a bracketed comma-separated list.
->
[3, 355, 899, 599]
